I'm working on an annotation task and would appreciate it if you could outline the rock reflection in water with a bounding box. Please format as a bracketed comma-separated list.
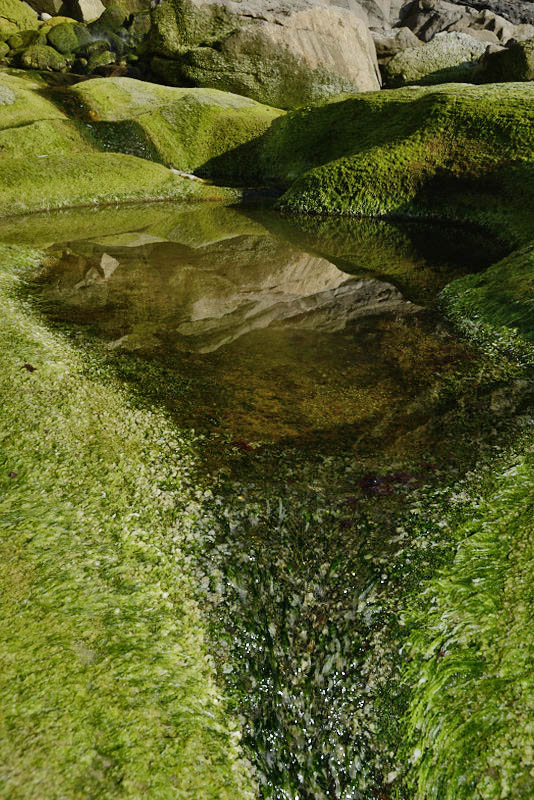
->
[30, 202, 484, 454]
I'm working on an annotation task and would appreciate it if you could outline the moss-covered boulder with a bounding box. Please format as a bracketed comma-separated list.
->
[69, 76, 283, 172]
[87, 47, 115, 70]
[0, 0, 38, 38]
[19, 43, 68, 70]
[220, 82, 534, 244]
[46, 21, 79, 53]
[0, 72, 68, 127]
[382, 31, 487, 86]
[6, 28, 42, 50]
[148, 0, 380, 109]
[97, 1, 127, 30]
[475, 37, 534, 82]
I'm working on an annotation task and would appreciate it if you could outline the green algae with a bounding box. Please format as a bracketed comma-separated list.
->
[0, 152, 238, 217]
[0, 244, 255, 799]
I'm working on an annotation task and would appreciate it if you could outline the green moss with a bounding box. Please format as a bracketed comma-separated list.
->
[476, 39, 534, 83]
[19, 44, 68, 72]
[67, 76, 282, 174]
[0, 72, 68, 128]
[0, 244, 255, 799]
[97, 2, 127, 31]
[441, 244, 534, 342]
[46, 21, 79, 55]
[0, 0, 38, 37]
[243, 83, 534, 245]
[0, 152, 238, 216]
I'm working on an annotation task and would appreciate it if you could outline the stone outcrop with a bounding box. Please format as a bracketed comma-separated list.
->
[148, 0, 381, 109]
[401, 0, 534, 45]
[475, 37, 534, 82]
[382, 29, 486, 85]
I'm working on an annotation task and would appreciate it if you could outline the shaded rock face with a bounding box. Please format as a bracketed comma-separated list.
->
[382, 29, 486, 84]
[451, 0, 534, 26]
[475, 37, 534, 81]
[149, 0, 381, 109]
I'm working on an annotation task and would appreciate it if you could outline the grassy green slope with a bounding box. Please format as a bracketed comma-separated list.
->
[212, 83, 534, 244]
[0, 245, 254, 800]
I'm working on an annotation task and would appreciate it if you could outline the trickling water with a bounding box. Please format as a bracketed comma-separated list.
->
[11, 201, 522, 799]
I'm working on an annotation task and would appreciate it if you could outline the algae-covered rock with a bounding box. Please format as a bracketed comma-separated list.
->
[382, 30, 487, 86]
[475, 38, 534, 82]
[6, 28, 41, 50]
[0, 71, 67, 127]
[0, 40, 8, 58]
[19, 43, 68, 70]
[46, 20, 79, 53]
[97, 2, 127, 30]
[87, 47, 115, 70]
[71, 76, 283, 172]
[0, 0, 39, 37]
[242, 82, 534, 243]
[148, 0, 380, 109]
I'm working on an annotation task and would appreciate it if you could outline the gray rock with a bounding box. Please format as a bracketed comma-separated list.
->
[403, 0, 534, 45]
[452, 1, 534, 27]
[149, 0, 381, 108]
[372, 25, 422, 59]
[69, 0, 106, 22]
[382, 29, 487, 85]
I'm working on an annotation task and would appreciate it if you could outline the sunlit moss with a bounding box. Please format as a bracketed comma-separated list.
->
[0, 244, 255, 799]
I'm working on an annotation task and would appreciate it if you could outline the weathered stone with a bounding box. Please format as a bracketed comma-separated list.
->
[475, 37, 534, 82]
[46, 20, 79, 52]
[24, 0, 63, 15]
[383, 30, 487, 85]
[19, 42, 68, 68]
[452, 0, 534, 27]
[403, 0, 534, 45]
[372, 25, 422, 60]
[70, 0, 106, 22]
[149, 0, 380, 109]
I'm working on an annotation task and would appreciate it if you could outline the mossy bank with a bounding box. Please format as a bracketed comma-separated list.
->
[0, 244, 255, 799]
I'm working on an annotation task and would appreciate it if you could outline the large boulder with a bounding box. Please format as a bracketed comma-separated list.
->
[475, 38, 534, 82]
[148, 0, 381, 109]
[0, 0, 38, 38]
[382, 30, 487, 85]
[403, 0, 534, 45]
[451, 0, 534, 27]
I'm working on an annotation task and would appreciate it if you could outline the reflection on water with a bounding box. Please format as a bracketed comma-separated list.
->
[13, 202, 517, 800]
[25, 202, 502, 457]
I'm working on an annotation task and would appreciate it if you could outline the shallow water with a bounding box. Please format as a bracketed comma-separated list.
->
[22, 202, 503, 464]
[13, 202, 523, 799]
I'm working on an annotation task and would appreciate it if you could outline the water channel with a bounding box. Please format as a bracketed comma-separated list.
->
[4, 201, 526, 799]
